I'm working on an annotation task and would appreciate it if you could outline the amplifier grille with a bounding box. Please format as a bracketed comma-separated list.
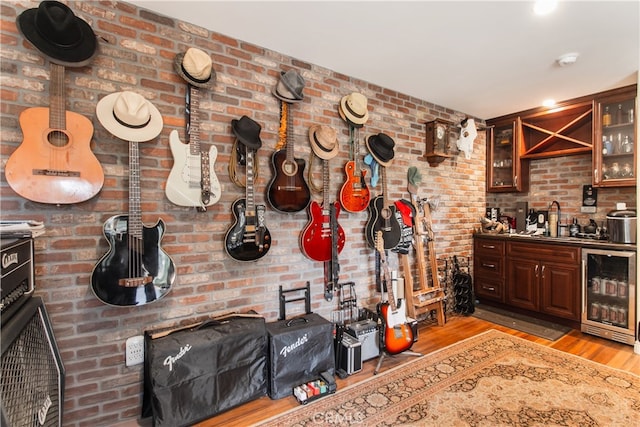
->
[1, 300, 63, 427]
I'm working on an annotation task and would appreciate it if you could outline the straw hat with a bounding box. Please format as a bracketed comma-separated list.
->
[174, 48, 215, 89]
[309, 124, 339, 160]
[96, 91, 163, 142]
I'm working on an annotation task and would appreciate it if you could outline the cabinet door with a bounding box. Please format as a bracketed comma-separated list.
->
[507, 258, 539, 311]
[540, 262, 580, 321]
[486, 120, 528, 192]
[593, 85, 636, 187]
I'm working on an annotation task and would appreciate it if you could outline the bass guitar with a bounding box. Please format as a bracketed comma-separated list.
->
[339, 125, 370, 212]
[165, 85, 221, 210]
[224, 146, 271, 261]
[364, 166, 401, 250]
[5, 63, 104, 204]
[91, 141, 176, 306]
[376, 230, 414, 354]
[300, 158, 345, 262]
[266, 103, 311, 213]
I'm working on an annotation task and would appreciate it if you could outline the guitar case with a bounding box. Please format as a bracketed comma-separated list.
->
[266, 282, 335, 399]
[141, 313, 268, 427]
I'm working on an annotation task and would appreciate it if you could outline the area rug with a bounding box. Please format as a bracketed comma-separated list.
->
[257, 330, 639, 426]
[472, 305, 572, 341]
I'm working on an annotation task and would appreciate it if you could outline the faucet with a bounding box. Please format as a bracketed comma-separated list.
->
[549, 200, 561, 237]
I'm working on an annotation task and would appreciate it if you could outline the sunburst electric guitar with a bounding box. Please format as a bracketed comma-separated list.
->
[91, 141, 176, 306]
[339, 125, 370, 213]
[224, 146, 271, 261]
[300, 158, 345, 261]
[376, 230, 414, 354]
[165, 85, 220, 210]
[5, 63, 104, 204]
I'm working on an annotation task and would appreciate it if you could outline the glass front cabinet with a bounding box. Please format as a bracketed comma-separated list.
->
[486, 119, 528, 192]
[593, 86, 637, 187]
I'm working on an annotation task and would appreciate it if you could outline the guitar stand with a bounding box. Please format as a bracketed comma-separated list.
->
[374, 349, 422, 375]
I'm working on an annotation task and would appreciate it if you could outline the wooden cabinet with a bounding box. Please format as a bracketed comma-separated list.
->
[473, 237, 505, 302]
[506, 241, 581, 321]
[593, 85, 637, 187]
[486, 119, 528, 193]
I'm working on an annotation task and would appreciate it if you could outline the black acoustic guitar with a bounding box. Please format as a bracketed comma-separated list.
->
[365, 166, 401, 250]
[266, 103, 310, 213]
[224, 146, 271, 261]
[91, 141, 176, 306]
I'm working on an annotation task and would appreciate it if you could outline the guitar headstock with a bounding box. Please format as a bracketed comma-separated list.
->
[375, 230, 385, 261]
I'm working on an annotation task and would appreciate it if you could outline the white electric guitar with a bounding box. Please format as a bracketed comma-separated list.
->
[166, 85, 220, 210]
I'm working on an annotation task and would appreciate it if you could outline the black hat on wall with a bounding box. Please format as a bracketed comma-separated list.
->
[232, 116, 262, 150]
[366, 133, 396, 166]
[17, 0, 98, 67]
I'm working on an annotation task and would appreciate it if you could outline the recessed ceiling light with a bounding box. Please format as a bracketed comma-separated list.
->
[556, 52, 579, 67]
[534, 0, 558, 15]
[542, 99, 556, 107]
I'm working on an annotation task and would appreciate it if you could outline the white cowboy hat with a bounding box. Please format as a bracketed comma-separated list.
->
[96, 91, 163, 142]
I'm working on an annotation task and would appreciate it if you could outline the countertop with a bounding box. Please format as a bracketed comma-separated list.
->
[473, 232, 637, 252]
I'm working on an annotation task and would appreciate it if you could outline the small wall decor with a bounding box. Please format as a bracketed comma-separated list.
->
[423, 118, 453, 165]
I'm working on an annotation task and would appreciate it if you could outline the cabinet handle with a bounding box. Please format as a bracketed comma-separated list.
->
[482, 244, 496, 249]
[482, 285, 496, 292]
[541, 264, 546, 279]
[482, 263, 496, 269]
[535, 264, 539, 277]
[514, 175, 518, 186]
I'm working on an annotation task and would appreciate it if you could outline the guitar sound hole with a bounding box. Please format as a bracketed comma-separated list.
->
[282, 160, 298, 177]
[48, 130, 69, 148]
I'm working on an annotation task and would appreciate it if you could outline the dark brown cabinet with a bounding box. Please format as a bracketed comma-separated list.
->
[485, 119, 528, 193]
[593, 85, 637, 187]
[506, 241, 581, 321]
[473, 237, 505, 302]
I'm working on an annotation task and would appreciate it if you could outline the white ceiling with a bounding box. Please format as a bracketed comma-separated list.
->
[129, 0, 639, 120]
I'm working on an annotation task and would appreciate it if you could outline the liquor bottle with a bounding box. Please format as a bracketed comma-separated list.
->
[616, 104, 624, 124]
[602, 106, 611, 126]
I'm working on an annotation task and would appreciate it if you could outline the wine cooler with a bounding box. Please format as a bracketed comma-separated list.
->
[581, 248, 636, 345]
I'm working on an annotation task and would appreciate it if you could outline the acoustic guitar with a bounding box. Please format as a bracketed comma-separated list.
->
[364, 166, 401, 250]
[266, 103, 311, 213]
[5, 63, 104, 204]
[165, 85, 220, 210]
[376, 230, 414, 354]
[339, 125, 370, 213]
[224, 146, 271, 261]
[91, 141, 176, 306]
[300, 158, 345, 262]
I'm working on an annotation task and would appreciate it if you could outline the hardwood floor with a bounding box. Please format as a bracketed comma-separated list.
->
[193, 314, 640, 426]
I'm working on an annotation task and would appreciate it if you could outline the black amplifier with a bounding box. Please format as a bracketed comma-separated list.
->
[1, 238, 34, 324]
[346, 319, 379, 362]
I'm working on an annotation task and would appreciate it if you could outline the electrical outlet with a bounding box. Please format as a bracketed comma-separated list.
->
[125, 335, 144, 367]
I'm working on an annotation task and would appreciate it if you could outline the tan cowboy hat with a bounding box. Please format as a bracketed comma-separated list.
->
[339, 92, 369, 126]
[96, 91, 163, 142]
[174, 47, 215, 89]
[309, 124, 339, 160]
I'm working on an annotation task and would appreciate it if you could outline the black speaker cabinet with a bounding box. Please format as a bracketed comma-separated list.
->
[1, 296, 65, 427]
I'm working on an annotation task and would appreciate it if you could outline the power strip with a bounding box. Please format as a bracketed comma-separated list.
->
[126, 335, 145, 367]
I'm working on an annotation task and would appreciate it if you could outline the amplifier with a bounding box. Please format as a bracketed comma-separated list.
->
[346, 319, 379, 362]
[1, 238, 34, 324]
[337, 333, 362, 375]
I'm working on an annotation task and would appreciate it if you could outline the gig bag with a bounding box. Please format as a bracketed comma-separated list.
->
[142, 314, 268, 427]
[266, 283, 335, 399]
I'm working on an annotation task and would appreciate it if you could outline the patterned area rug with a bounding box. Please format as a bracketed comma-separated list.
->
[257, 330, 639, 426]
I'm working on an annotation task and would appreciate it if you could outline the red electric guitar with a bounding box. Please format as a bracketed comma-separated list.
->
[376, 231, 413, 354]
[300, 158, 345, 261]
[5, 63, 104, 204]
[339, 125, 370, 213]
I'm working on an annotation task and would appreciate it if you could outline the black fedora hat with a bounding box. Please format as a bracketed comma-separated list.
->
[231, 116, 262, 150]
[365, 133, 395, 166]
[17, 1, 98, 67]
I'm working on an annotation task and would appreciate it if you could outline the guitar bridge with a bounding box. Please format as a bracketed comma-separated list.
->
[119, 276, 153, 287]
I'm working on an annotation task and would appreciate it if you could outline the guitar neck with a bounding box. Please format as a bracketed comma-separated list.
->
[245, 149, 255, 213]
[381, 166, 389, 209]
[376, 231, 397, 311]
[285, 103, 294, 160]
[49, 63, 66, 130]
[322, 159, 330, 207]
[129, 141, 143, 239]
[187, 85, 201, 155]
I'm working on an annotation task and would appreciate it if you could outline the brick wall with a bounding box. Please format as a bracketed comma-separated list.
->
[0, 1, 485, 425]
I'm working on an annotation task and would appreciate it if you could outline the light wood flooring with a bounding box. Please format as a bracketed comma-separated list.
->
[194, 314, 640, 426]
